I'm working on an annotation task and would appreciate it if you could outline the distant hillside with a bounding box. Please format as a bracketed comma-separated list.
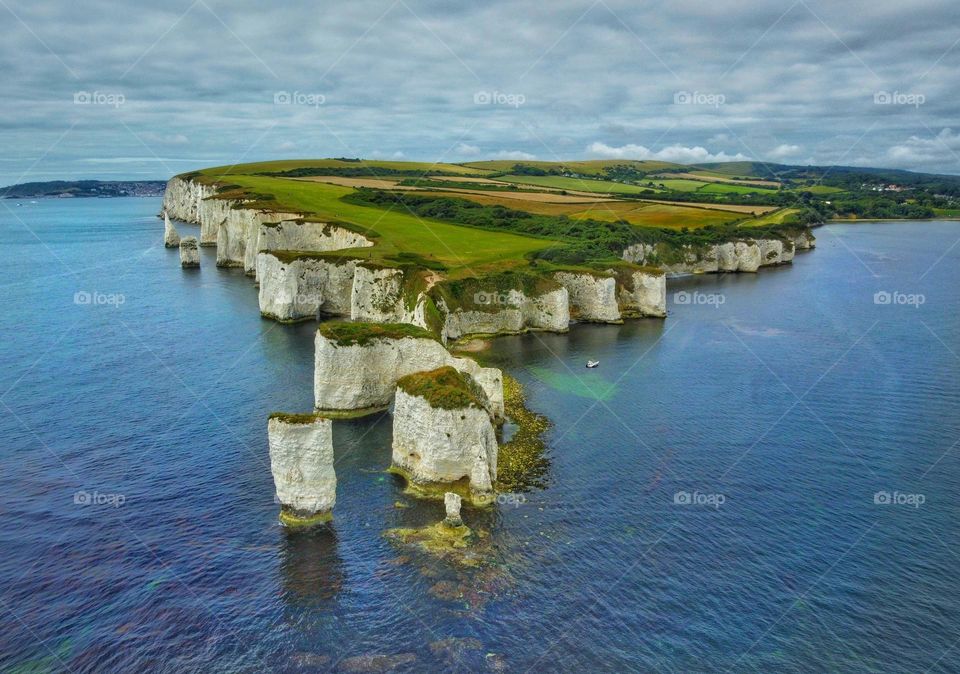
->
[694, 161, 960, 188]
[0, 180, 166, 199]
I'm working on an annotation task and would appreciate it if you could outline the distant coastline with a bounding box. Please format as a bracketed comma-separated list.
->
[0, 180, 166, 199]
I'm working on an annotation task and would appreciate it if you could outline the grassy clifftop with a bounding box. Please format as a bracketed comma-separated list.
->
[396, 366, 487, 410]
[318, 321, 440, 346]
[176, 158, 814, 282]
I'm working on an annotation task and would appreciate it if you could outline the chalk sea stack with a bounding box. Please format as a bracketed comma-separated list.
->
[391, 366, 498, 504]
[268, 413, 336, 526]
[179, 237, 199, 268]
[163, 211, 180, 248]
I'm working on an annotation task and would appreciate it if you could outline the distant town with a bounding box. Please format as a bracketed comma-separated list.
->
[0, 180, 166, 199]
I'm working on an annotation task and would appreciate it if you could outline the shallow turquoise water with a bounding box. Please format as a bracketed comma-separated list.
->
[1, 199, 958, 672]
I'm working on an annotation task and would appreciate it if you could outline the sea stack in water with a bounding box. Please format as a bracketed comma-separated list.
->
[163, 211, 180, 248]
[444, 492, 463, 527]
[268, 413, 336, 526]
[391, 367, 498, 503]
[179, 237, 199, 268]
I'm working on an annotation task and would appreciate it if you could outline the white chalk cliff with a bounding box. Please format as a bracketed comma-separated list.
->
[391, 376, 498, 496]
[350, 265, 428, 326]
[553, 272, 622, 323]
[622, 233, 811, 275]
[257, 253, 357, 322]
[162, 176, 372, 275]
[438, 286, 569, 341]
[314, 329, 504, 420]
[617, 270, 667, 318]
[268, 414, 336, 524]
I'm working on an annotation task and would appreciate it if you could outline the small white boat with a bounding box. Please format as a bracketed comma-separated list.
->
[586, 360, 600, 368]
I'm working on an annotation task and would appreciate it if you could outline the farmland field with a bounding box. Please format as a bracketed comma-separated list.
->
[183, 158, 798, 274]
[497, 174, 663, 194]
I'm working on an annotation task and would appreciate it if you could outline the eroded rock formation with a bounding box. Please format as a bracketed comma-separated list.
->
[256, 252, 357, 322]
[553, 271, 622, 323]
[163, 212, 180, 248]
[179, 237, 199, 267]
[436, 284, 569, 341]
[622, 233, 812, 275]
[391, 367, 498, 499]
[444, 493, 463, 526]
[313, 323, 504, 419]
[617, 269, 667, 318]
[268, 413, 336, 525]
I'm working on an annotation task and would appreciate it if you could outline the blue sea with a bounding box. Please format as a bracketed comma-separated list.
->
[1, 198, 959, 673]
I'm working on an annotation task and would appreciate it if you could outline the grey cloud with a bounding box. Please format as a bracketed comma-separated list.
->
[1, 0, 959, 184]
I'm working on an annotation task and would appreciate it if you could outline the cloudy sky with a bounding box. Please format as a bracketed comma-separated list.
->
[1, 0, 959, 184]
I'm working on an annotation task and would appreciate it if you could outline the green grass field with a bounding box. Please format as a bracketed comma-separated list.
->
[569, 203, 742, 229]
[697, 182, 778, 195]
[203, 173, 555, 273]
[789, 184, 844, 194]
[647, 178, 713, 192]
[740, 208, 799, 227]
[497, 174, 662, 194]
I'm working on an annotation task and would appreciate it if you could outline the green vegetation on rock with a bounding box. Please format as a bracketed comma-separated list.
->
[268, 412, 328, 424]
[317, 321, 439, 346]
[396, 366, 487, 410]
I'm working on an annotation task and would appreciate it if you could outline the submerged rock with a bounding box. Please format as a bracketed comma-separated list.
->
[268, 413, 335, 526]
[179, 237, 199, 268]
[163, 211, 180, 248]
[391, 367, 498, 501]
[338, 652, 417, 672]
[429, 637, 484, 666]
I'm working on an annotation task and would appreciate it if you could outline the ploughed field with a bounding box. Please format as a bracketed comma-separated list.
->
[182, 158, 799, 276]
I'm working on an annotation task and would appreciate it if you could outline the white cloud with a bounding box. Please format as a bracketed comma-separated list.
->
[368, 149, 406, 159]
[494, 150, 537, 160]
[768, 144, 802, 159]
[585, 142, 748, 164]
[455, 143, 481, 156]
[276, 141, 297, 151]
[884, 128, 960, 168]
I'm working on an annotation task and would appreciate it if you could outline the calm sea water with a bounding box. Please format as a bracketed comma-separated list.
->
[1, 198, 959, 673]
